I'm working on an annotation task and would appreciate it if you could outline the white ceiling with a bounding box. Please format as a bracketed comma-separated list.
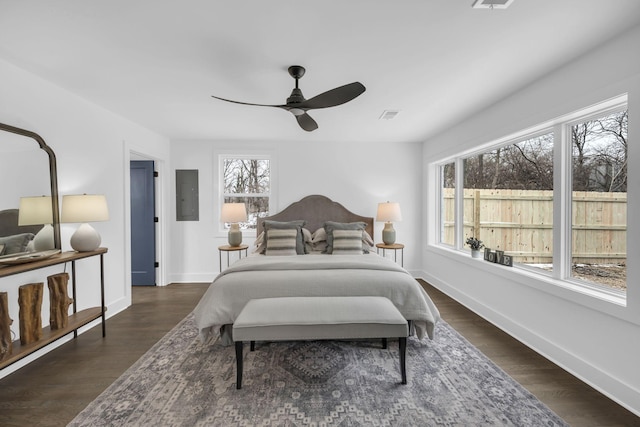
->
[1, 1, 640, 144]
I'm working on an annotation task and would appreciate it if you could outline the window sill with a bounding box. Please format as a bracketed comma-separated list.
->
[428, 244, 634, 325]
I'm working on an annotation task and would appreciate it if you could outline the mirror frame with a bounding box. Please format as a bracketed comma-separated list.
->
[0, 122, 61, 250]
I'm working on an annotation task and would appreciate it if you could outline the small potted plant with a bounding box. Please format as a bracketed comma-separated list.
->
[466, 237, 484, 258]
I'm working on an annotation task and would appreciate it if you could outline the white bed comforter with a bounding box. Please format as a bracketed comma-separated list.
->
[194, 254, 440, 344]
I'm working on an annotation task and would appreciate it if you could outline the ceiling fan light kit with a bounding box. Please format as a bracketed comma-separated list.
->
[211, 65, 366, 132]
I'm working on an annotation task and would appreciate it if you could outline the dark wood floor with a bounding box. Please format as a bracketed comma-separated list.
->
[0, 281, 637, 426]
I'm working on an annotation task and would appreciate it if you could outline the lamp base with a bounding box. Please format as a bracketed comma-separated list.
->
[33, 224, 55, 251]
[228, 223, 242, 247]
[382, 222, 396, 245]
[70, 223, 101, 252]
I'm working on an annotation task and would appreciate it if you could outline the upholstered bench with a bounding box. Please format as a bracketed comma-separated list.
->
[232, 296, 409, 389]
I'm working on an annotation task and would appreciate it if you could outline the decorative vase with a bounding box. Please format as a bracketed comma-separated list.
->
[228, 223, 242, 247]
[471, 249, 482, 258]
[33, 224, 55, 251]
[70, 223, 101, 252]
[382, 222, 396, 245]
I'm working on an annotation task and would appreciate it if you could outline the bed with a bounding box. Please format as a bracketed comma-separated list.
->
[194, 195, 440, 345]
[0, 209, 40, 257]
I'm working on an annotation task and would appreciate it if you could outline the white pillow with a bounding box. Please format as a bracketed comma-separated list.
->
[302, 228, 313, 253]
[362, 230, 375, 253]
[253, 231, 265, 254]
[311, 228, 327, 243]
[331, 229, 364, 255]
[265, 228, 298, 256]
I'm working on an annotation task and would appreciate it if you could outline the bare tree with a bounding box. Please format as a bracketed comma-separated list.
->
[463, 134, 554, 191]
[571, 110, 627, 192]
[223, 159, 270, 227]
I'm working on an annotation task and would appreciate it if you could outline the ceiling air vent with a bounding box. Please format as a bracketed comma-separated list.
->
[379, 110, 400, 120]
[472, 0, 514, 9]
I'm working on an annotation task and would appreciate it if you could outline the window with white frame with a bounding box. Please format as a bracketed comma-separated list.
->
[462, 132, 555, 273]
[220, 155, 271, 231]
[437, 98, 628, 296]
[439, 162, 455, 246]
[569, 109, 627, 291]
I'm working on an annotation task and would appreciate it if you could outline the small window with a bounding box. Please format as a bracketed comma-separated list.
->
[221, 156, 270, 231]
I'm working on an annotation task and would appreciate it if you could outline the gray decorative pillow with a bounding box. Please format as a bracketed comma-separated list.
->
[312, 226, 372, 253]
[265, 229, 298, 256]
[332, 229, 364, 255]
[323, 221, 367, 254]
[0, 233, 35, 255]
[262, 220, 306, 254]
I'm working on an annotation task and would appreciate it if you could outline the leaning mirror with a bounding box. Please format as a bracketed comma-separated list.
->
[0, 122, 60, 259]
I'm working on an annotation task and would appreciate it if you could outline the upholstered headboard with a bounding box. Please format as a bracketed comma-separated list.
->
[0, 209, 43, 237]
[256, 195, 374, 238]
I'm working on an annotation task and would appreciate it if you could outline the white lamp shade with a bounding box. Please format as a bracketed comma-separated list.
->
[376, 202, 402, 222]
[18, 196, 53, 225]
[61, 194, 109, 223]
[220, 203, 247, 223]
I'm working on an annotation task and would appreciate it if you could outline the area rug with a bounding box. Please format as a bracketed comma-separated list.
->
[69, 314, 567, 426]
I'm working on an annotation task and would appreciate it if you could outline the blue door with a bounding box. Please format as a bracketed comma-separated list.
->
[130, 160, 156, 286]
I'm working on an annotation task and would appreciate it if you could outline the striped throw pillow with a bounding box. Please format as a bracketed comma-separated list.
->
[265, 228, 298, 256]
[331, 229, 364, 255]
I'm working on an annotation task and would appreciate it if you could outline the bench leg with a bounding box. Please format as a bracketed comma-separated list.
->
[382, 338, 387, 349]
[235, 341, 243, 389]
[399, 337, 407, 385]
[250, 340, 255, 351]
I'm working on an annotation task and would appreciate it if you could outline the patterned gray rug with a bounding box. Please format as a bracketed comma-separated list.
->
[69, 314, 567, 426]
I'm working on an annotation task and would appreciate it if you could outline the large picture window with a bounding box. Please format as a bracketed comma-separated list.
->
[570, 110, 627, 291]
[462, 133, 554, 273]
[221, 156, 271, 231]
[436, 98, 628, 296]
[439, 162, 455, 246]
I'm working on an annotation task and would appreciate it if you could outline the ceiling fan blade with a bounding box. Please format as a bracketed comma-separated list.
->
[211, 95, 284, 108]
[299, 82, 366, 110]
[295, 112, 318, 132]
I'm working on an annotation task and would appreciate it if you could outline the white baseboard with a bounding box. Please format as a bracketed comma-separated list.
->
[413, 269, 640, 417]
[168, 273, 216, 283]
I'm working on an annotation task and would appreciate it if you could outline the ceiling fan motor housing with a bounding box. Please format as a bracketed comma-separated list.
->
[287, 88, 306, 105]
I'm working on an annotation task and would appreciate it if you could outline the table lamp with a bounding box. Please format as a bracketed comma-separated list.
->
[376, 201, 402, 245]
[61, 194, 109, 252]
[18, 195, 55, 251]
[221, 202, 247, 246]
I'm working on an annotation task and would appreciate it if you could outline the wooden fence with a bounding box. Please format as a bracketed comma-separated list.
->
[442, 188, 627, 264]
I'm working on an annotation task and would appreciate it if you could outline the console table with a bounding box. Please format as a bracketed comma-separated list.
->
[0, 248, 107, 370]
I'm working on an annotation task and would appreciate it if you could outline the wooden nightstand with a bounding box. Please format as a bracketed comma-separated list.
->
[218, 244, 249, 272]
[376, 243, 405, 267]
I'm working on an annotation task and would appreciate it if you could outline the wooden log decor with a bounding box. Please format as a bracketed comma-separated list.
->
[47, 273, 73, 330]
[0, 292, 12, 362]
[18, 283, 44, 345]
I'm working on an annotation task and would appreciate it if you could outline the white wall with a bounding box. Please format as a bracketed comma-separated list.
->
[169, 139, 423, 282]
[421, 24, 640, 414]
[0, 58, 170, 378]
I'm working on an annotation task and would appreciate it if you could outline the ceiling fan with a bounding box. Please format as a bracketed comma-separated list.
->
[211, 65, 366, 132]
